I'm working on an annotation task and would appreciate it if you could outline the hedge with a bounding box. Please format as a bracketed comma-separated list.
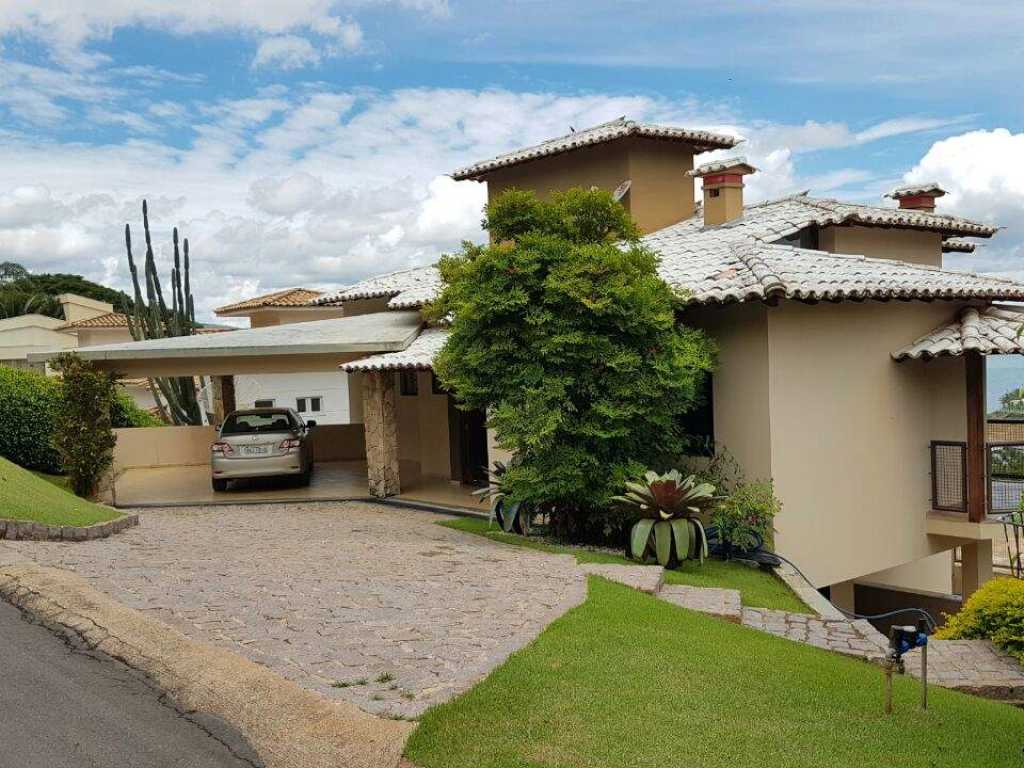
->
[0, 366, 63, 474]
[0, 366, 162, 474]
[937, 577, 1024, 663]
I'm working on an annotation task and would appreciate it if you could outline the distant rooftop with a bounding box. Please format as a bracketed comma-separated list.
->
[451, 117, 740, 181]
[215, 287, 323, 315]
[59, 311, 129, 330]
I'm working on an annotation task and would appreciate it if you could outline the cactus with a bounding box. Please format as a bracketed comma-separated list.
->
[125, 200, 202, 425]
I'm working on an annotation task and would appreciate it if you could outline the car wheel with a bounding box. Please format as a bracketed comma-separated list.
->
[212, 478, 228, 492]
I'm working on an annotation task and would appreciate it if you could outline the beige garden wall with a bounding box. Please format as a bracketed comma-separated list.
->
[764, 300, 969, 588]
[113, 425, 217, 472]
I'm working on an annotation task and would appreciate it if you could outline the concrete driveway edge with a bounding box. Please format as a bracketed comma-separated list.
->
[0, 563, 414, 768]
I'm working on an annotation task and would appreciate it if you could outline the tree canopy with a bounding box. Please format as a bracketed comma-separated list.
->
[0, 263, 133, 320]
[428, 187, 716, 540]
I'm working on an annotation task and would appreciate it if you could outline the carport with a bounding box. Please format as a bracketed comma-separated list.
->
[30, 311, 484, 510]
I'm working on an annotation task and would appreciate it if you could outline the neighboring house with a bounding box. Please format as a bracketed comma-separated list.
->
[51, 117, 1024, 611]
[214, 288, 353, 424]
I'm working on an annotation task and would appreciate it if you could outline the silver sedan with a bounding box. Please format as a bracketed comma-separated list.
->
[211, 408, 315, 491]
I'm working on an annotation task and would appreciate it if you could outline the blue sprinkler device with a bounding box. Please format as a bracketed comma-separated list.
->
[884, 619, 930, 713]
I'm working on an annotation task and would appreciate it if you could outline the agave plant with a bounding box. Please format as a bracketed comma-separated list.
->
[612, 470, 715, 567]
[473, 460, 532, 534]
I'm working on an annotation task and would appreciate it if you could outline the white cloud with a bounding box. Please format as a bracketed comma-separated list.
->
[253, 36, 322, 70]
[0, 1, 411, 71]
[0, 83, 1004, 318]
[905, 128, 1024, 275]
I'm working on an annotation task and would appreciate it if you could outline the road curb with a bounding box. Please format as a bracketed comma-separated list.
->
[0, 564, 414, 768]
[0, 514, 139, 542]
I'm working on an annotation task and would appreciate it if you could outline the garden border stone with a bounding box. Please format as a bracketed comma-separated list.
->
[0, 514, 138, 542]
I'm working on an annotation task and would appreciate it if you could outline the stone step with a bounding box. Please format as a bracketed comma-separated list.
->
[657, 584, 742, 623]
[579, 563, 664, 594]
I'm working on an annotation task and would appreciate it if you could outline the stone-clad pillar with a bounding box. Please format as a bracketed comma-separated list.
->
[210, 375, 236, 424]
[363, 371, 400, 497]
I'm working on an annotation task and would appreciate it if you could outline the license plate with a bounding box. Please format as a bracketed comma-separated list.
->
[241, 445, 269, 456]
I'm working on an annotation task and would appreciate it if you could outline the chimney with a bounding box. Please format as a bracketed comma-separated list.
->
[886, 182, 946, 213]
[687, 157, 757, 226]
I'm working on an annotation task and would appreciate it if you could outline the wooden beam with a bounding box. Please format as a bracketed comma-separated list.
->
[965, 351, 987, 523]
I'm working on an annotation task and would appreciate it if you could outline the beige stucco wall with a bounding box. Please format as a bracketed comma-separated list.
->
[683, 302, 773, 481]
[485, 137, 695, 234]
[0, 315, 77, 362]
[819, 225, 943, 267]
[57, 294, 113, 323]
[860, 550, 954, 594]
[75, 327, 133, 347]
[112, 425, 216, 472]
[395, 371, 452, 483]
[764, 301, 969, 587]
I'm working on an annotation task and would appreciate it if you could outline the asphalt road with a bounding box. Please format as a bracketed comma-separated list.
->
[0, 600, 259, 768]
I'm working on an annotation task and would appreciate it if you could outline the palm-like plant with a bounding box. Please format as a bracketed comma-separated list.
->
[473, 460, 532, 534]
[613, 470, 715, 567]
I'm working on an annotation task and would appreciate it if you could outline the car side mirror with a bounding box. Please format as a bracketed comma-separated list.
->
[306, 420, 317, 428]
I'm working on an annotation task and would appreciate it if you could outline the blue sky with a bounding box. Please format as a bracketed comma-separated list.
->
[0, 1, 1022, 319]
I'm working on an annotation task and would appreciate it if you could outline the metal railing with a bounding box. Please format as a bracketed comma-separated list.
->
[987, 442, 1024, 514]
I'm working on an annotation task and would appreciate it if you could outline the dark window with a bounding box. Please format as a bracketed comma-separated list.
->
[431, 372, 446, 395]
[708, 188, 720, 198]
[295, 396, 323, 413]
[254, 398, 275, 408]
[399, 370, 419, 396]
[221, 410, 296, 435]
[679, 372, 714, 456]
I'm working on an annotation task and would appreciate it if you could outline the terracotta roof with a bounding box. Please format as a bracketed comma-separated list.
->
[340, 326, 449, 372]
[686, 157, 757, 177]
[451, 117, 740, 181]
[893, 305, 1024, 361]
[942, 238, 976, 254]
[215, 288, 322, 314]
[312, 193, 1010, 312]
[60, 311, 129, 330]
[886, 182, 946, 200]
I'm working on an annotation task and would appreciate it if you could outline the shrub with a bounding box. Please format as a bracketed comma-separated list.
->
[937, 578, 1024, 663]
[711, 480, 780, 555]
[0, 366, 63, 474]
[51, 353, 117, 497]
[112, 389, 163, 427]
[429, 187, 716, 542]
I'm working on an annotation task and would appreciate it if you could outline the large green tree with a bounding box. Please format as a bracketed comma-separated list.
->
[428, 188, 716, 541]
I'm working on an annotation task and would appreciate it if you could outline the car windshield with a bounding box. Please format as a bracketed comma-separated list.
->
[221, 411, 297, 435]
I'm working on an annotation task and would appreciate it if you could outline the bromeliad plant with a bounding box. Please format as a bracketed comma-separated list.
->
[613, 470, 714, 567]
[474, 459, 533, 535]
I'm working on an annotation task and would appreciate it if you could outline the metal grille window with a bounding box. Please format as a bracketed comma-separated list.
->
[254, 398, 275, 408]
[931, 441, 966, 512]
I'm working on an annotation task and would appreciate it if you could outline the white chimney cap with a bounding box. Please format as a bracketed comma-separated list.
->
[687, 156, 758, 178]
[886, 182, 947, 200]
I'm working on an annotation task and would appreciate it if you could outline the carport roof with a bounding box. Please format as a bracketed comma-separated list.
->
[28, 310, 422, 363]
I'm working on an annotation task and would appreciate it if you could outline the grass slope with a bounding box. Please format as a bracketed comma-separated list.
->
[406, 577, 1024, 768]
[441, 516, 807, 612]
[1, 458, 120, 526]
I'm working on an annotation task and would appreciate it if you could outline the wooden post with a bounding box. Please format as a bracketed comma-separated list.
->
[363, 371, 400, 497]
[965, 351, 987, 523]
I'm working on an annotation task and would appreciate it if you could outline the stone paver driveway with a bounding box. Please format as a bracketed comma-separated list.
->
[0, 502, 585, 717]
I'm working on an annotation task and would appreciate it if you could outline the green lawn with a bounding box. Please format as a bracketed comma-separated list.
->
[406, 577, 1024, 768]
[440, 516, 807, 612]
[1, 457, 120, 527]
